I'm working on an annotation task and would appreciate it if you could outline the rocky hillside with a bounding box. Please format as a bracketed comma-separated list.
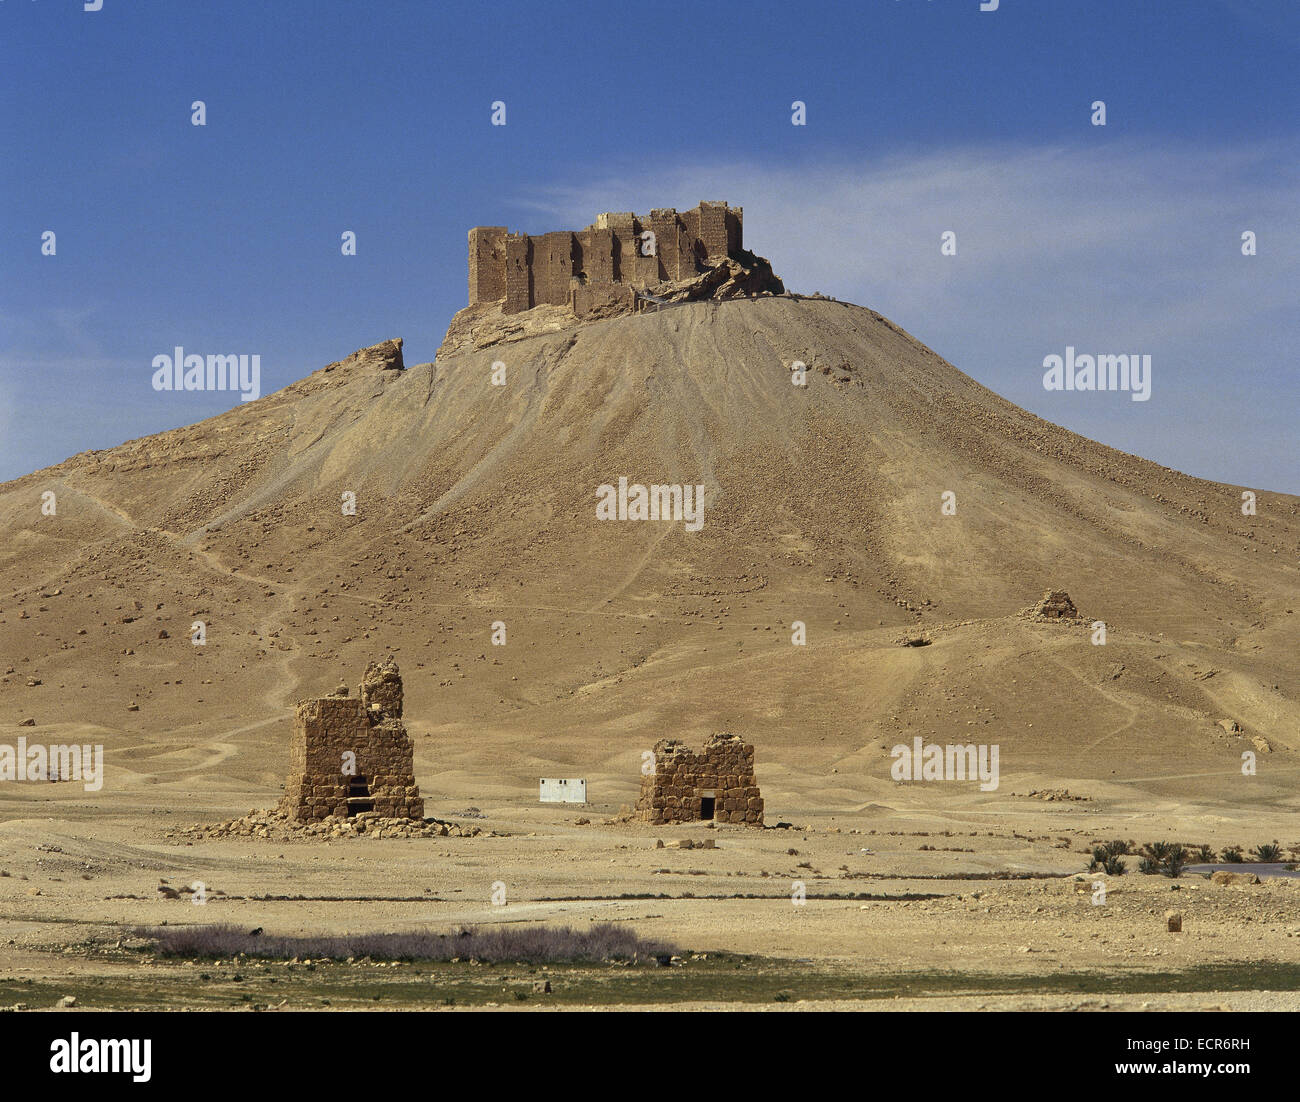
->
[2, 296, 1297, 810]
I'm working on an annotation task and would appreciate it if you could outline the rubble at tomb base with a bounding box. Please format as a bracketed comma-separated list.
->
[637, 733, 763, 827]
[170, 808, 482, 842]
[280, 658, 425, 823]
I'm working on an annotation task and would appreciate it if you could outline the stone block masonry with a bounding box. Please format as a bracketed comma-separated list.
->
[504, 234, 532, 315]
[468, 201, 744, 316]
[468, 226, 507, 304]
[636, 733, 763, 826]
[281, 657, 424, 822]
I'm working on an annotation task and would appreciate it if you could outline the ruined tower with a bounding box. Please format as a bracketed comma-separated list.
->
[281, 657, 424, 822]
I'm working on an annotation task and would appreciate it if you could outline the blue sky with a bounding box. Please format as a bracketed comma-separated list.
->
[2, 0, 1297, 489]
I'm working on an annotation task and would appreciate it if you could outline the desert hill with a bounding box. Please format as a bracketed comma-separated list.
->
[2, 295, 1298, 823]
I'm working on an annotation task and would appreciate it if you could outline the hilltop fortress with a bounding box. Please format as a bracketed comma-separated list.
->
[470, 201, 746, 316]
[440, 201, 784, 356]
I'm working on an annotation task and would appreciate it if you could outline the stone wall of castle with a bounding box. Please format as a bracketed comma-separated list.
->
[468, 226, 506, 304]
[636, 733, 763, 826]
[468, 201, 744, 316]
[281, 658, 424, 822]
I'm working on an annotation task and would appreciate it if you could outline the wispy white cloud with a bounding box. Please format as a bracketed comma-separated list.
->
[526, 141, 1297, 333]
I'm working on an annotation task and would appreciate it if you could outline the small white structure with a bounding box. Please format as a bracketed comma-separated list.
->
[539, 778, 587, 804]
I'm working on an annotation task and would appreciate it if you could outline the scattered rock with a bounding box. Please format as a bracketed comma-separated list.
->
[1210, 870, 1260, 887]
[177, 808, 483, 843]
[1165, 911, 1182, 933]
[319, 338, 405, 378]
[1019, 788, 1090, 802]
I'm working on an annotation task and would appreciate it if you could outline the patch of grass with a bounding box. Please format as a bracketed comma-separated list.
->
[11, 956, 1300, 1011]
[132, 923, 675, 965]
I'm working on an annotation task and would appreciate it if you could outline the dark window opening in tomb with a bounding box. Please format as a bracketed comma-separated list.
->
[699, 796, 715, 821]
[347, 774, 373, 816]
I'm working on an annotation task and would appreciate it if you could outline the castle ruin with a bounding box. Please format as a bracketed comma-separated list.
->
[468, 201, 745, 318]
[636, 733, 763, 826]
[281, 657, 425, 822]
